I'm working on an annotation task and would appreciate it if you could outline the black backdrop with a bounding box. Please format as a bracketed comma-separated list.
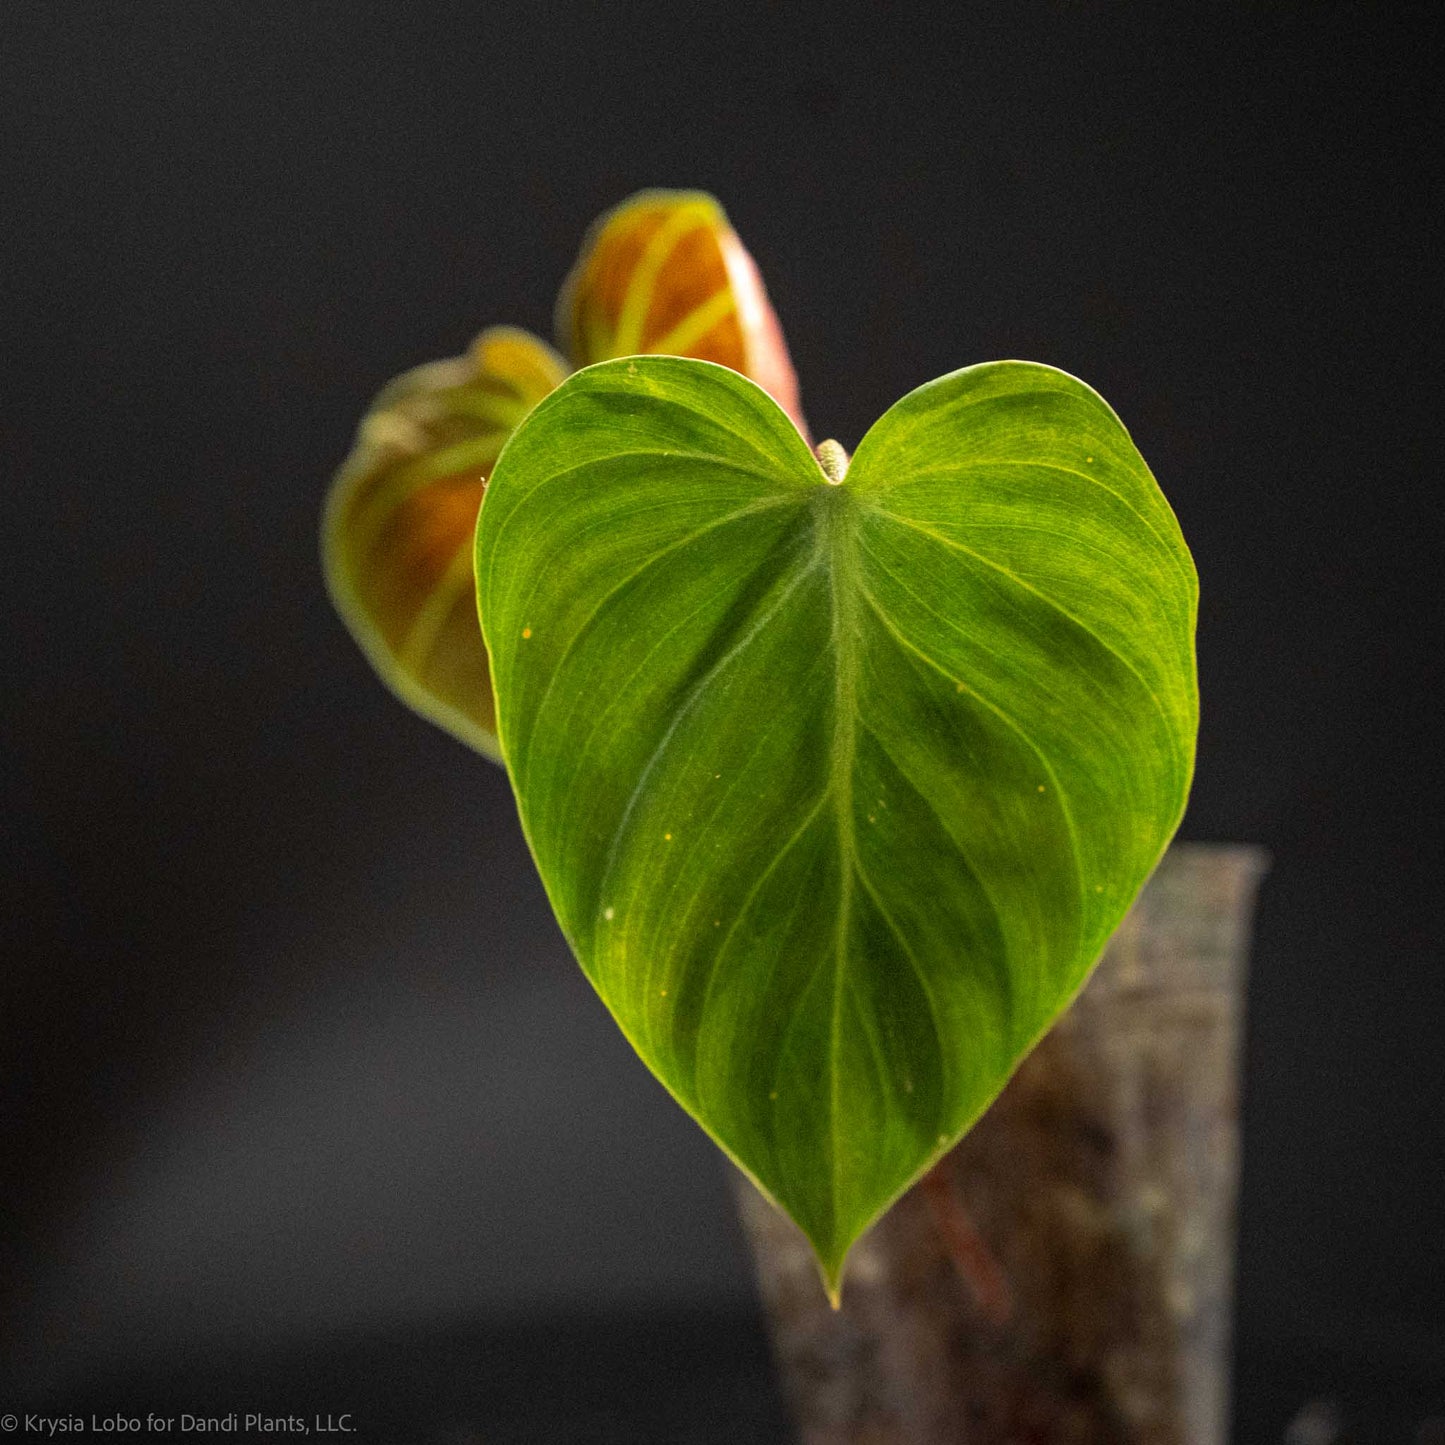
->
[3, 1, 1441, 1438]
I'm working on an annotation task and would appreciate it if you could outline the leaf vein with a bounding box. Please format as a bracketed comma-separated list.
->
[878, 458, 1190, 589]
[694, 787, 833, 1107]
[848, 856, 949, 1119]
[851, 563, 1087, 961]
[875, 511, 1183, 762]
[593, 555, 824, 962]
[481, 448, 796, 608]
[514, 495, 800, 783]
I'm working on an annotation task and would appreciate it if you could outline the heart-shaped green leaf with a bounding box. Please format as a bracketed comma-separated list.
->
[478, 356, 1197, 1297]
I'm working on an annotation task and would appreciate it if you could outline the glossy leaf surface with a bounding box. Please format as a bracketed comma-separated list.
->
[479, 357, 1197, 1293]
[324, 191, 804, 756]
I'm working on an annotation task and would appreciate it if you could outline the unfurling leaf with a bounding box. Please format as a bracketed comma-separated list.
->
[323, 191, 804, 756]
[478, 356, 1197, 1297]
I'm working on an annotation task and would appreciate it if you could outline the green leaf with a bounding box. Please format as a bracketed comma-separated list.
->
[478, 356, 1197, 1298]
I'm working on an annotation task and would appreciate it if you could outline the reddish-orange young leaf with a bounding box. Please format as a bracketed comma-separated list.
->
[557, 189, 808, 436]
[323, 327, 566, 758]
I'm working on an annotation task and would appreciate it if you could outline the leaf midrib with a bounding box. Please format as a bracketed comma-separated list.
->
[819, 484, 861, 1251]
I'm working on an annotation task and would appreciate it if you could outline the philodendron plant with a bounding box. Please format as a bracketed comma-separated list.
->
[324, 191, 1197, 1303]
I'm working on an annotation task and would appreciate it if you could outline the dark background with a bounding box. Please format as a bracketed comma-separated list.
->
[3, 1, 1441, 1439]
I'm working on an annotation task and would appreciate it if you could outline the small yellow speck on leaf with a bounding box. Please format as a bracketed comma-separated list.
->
[521, 627, 532, 639]
[604, 906, 615, 921]
[1085, 455, 1094, 463]
[664, 831, 672, 841]
[1037, 784, 1046, 793]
